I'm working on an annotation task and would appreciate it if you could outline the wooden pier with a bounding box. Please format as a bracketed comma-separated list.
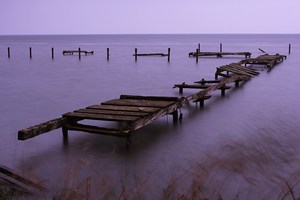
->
[63, 50, 94, 55]
[189, 51, 251, 58]
[17, 53, 286, 146]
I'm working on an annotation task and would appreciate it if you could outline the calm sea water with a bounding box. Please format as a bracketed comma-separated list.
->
[0, 34, 300, 199]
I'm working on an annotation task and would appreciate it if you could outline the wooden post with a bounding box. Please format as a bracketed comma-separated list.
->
[78, 47, 81, 60]
[220, 43, 223, 53]
[168, 48, 171, 62]
[7, 47, 10, 59]
[62, 126, 68, 140]
[172, 110, 178, 123]
[196, 48, 199, 63]
[107, 48, 110, 61]
[29, 47, 32, 59]
[198, 43, 200, 52]
[135, 48, 137, 61]
[289, 44, 291, 54]
[51, 47, 54, 59]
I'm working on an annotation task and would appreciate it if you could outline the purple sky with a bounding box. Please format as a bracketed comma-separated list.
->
[1, 0, 299, 35]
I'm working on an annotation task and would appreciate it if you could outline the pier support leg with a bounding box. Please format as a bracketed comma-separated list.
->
[62, 126, 68, 143]
[168, 48, 171, 62]
[221, 88, 226, 96]
[179, 87, 183, 94]
[135, 48, 137, 61]
[196, 48, 199, 63]
[215, 73, 218, 80]
[172, 110, 179, 123]
[29, 47, 32, 59]
[51, 47, 54, 60]
[78, 48, 81, 60]
[107, 48, 110, 61]
[235, 81, 240, 87]
[8, 47, 10, 59]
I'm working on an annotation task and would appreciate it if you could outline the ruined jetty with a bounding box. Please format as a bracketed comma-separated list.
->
[18, 53, 286, 146]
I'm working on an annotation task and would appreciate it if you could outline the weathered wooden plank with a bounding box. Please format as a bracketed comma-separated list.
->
[64, 123, 128, 137]
[86, 104, 159, 113]
[219, 66, 254, 77]
[185, 75, 250, 103]
[126, 100, 182, 131]
[0, 164, 46, 194]
[102, 99, 175, 108]
[194, 79, 221, 84]
[189, 51, 251, 58]
[75, 108, 148, 117]
[18, 118, 66, 140]
[119, 95, 179, 101]
[63, 112, 139, 122]
[174, 83, 231, 90]
[133, 53, 168, 56]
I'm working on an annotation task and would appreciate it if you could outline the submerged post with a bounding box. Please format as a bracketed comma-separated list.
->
[220, 43, 223, 53]
[7, 47, 10, 59]
[198, 43, 201, 52]
[29, 47, 32, 59]
[168, 48, 171, 62]
[289, 44, 291, 54]
[107, 48, 110, 61]
[196, 48, 199, 63]
[78, 47, 81, 60]
[51, 47, 54, 59]
[135, 48, 137, 61]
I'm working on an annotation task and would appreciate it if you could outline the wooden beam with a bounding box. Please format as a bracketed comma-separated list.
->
[18, 118, 66, 140]
[102, 99, 175, 108]
[75, 108, 149, 117]
[86, 104, 160, 113]
[63, 112, 139, 122]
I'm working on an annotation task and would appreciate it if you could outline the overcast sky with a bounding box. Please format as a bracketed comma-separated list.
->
[1, 0, 299, 35]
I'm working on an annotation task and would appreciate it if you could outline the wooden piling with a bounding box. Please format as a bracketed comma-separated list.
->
[168, 48, 171, 62]
[51, 47, 54, 59]
[135, 48, 137, 61]
[29, 47, 32, 59]
[7, 47, 10, 59]
[196, 48, 199, 63]
[107, 48, 110, 61]
[220, 43, 223, 53]
[78, 48, 81, 60]
[289, 44, 291, 54]
[198, 43, 201, 52]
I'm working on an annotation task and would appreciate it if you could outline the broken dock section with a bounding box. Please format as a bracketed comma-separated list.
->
[63, 50, 94, 55]
[189, 51, 251, 58]
[18, 95, 183, 146]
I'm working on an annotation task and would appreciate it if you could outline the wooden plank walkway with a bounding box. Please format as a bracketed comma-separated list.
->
[17, 53, 287, 146]
[189, 51, 251, 58]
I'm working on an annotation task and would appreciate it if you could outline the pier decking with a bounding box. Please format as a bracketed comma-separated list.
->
[18, 53, 286, 146]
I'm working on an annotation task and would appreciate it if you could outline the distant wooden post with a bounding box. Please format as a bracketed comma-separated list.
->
[220, 43, 223, 53]
[29, 47, 32, 59]
[196, 48, 199, 63]
[107, 48, 110, 61]
[198, 43, 201, 52]
[289, 44, 291, 54]
[7, 47, 10, 59]
[51, 47, 54, 59]
[135, 48, 137, 61]
[78, 47, 81, 60]
[168, 48, 171, 62]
